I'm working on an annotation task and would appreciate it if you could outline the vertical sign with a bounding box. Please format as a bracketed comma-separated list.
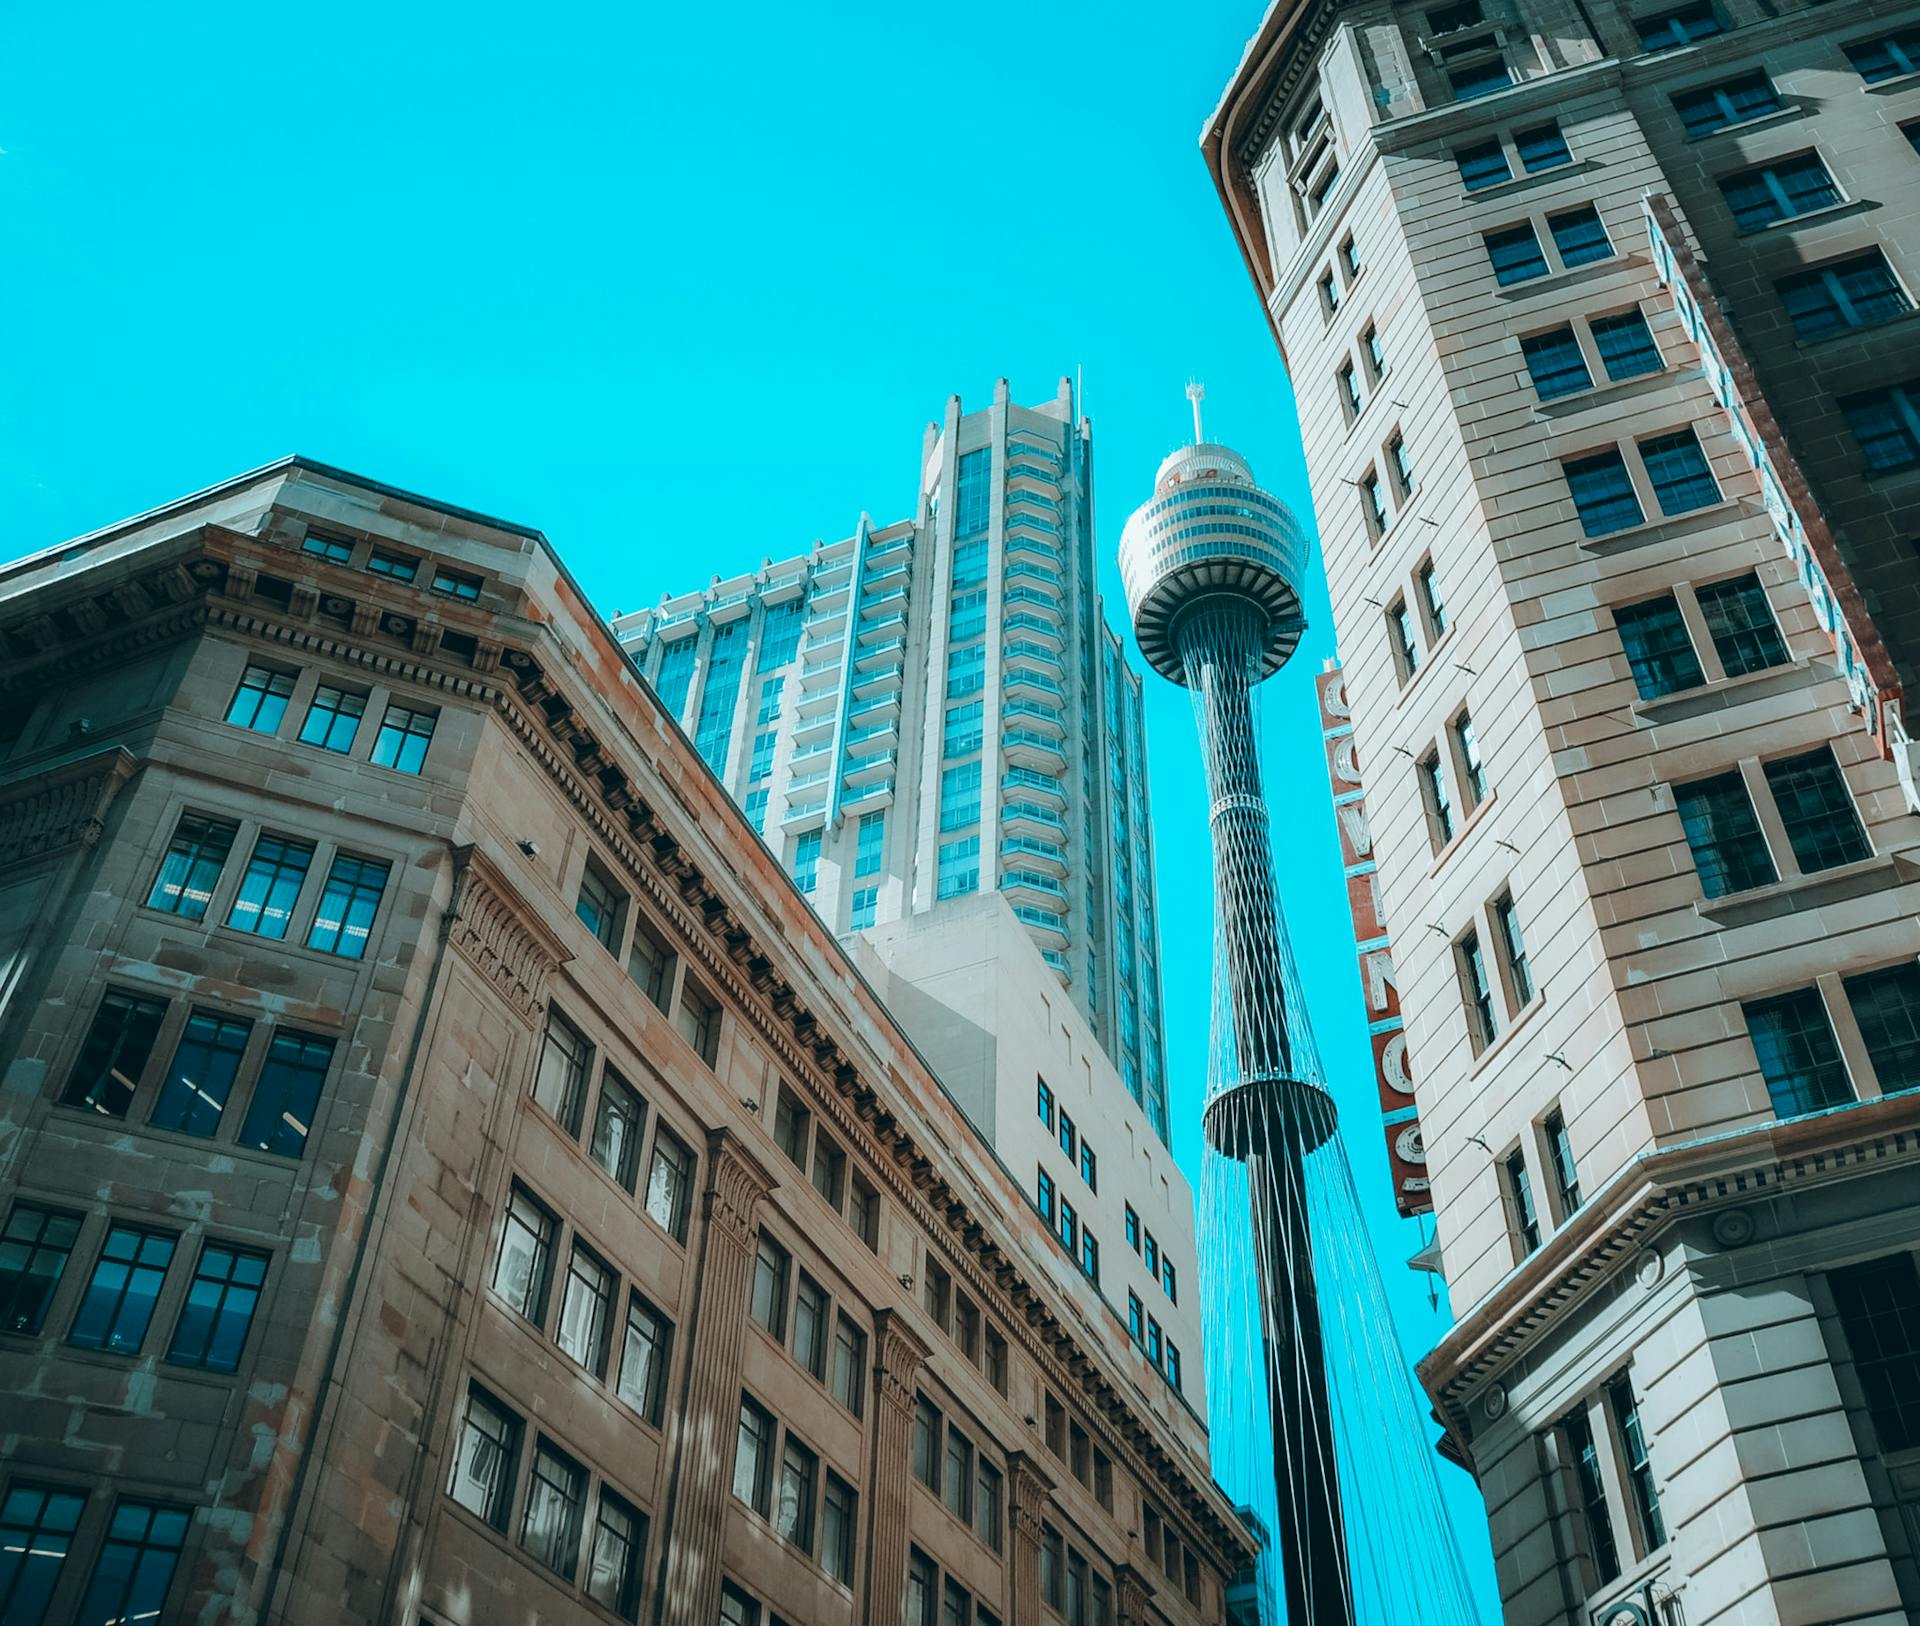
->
[1318, 661, 1431, 1217]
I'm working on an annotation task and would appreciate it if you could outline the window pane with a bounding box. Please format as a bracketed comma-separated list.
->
[1614, 595, 1705, 699]
[556, 1246, 614, 1376]
[493, 1184, 556, 1322]
[586, 1490, 645, 1619]
[645, 1130, 693, 1240]
[1695, 574, 1787, 677]
[750, 1236, 789, 1337]
[1846, 964, 1920, 1093]
[1762, 749, 1870, 874]
[1516, 122, 1571, 171]
[73, 1500, 189, 1626]
[61, 991, 168, 1119]
[1565, 450, 1645, 536]
[166, 1242, 268, 1372]
[618, 1293, 672, 1423]
[1746, 989, 1853, 1116]
[1549, 205, 1612, 267]
[1486, 224, 1548, 284]
[532, 1012, 592, 1133]
[0, 1482, 86, 1624]
[823, 1474, 857, 1583]
[369, 703, 438, 773]
[145, 814, 237, 920]
[1640, 430, 1719, 515]
[1591, 310, 1662, 380]
[734, 1398, 773, 1513]
[1843, 387, 1920, 472]
[1830, 1254, 1920, 1451]
[0, 1204, 84, 1336]
[237, 1031, 336, 1156]
[590, 1069, 646, 1192]
[305, 854, 390, 959]
[447, 1384, 521, 1526]
[776, 1435, 818, 1552]
[296, 684, 367, 753]
[224, 665, 296, 733]
[224, 834, 315, 940]
[69, 1225, 176, 1354]
[1521, 327, 1592, 400]
[1675, 771, 1776, 896]
[151, 1007, 253, 1139]
[521, 1440, 587, 1580]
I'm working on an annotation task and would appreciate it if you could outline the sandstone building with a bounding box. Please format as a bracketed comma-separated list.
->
[0, 461, 1249, 1625]
[1204, 0, 1920, 1621]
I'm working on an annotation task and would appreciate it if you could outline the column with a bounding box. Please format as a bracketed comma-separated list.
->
[1007, 1452, 1057, 1625]
[862, 1309, 931, 1626]
[653, 1127, 777, 1626]
[1114, 1565, 1156, 1626]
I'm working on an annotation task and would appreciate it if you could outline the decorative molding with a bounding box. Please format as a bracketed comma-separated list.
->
[702, 1127, 777, 1255]
[871, 1309, 932, 1419]
[441, 844, 572, 1023]
[0, 747, 140, 868]
[1007, 1451, 1057, 1544]
[1113, 1563, 1156, 1626]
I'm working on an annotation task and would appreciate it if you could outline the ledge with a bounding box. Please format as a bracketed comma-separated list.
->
[1468, 989, 1548, 1080]
[1579, 498, 1768, 557]
[1459, 156, 1598, 205]
[1795, 307, 1920, 353]
[1427, 786, 1500, 879]
[1536, 364, 1697, 421]
[1734, 196, 1876, 240]
[1497, 253, 1646, 304]
[1694, 851, 1918, 928]
[1630, 657, 1819, 725]
[1683, 103, 1808, 144]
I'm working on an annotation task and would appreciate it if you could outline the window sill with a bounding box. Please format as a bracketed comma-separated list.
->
[1862, 457, 1920, 487]
[1578, 497, 1767, 557]
[1390, 624, 1459, 711]
[1794, 307, 1920, 352]
[1865, 71, 1920, 97]
[1683, 104, 1807, 144]
[46, 1102, 304, 1166]
[1468, 991, 1548, 1080]
[1630, 657, 1818, 725]
[1735, 197, 1875, 239]
[1428, 788, 1499, 879]
[1535, 364, 1689, 421]
[1694, 851, 1918, 928]
[1497, 253, 1641, 302]
[1461, 156, 1595, 203]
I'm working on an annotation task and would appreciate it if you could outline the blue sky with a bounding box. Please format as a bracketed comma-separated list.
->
[1, 0, 1496, 1606]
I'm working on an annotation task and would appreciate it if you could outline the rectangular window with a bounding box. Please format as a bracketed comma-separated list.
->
[949, 589, 988, 643]
[1763, 749, 1870, 874]
[1318, 270, 1340, 314]
[522, 1439, 587, 1580]
[1419, 749, 1455, 847]
[74, 1501, 189, 1626]
[1363, 324, 1386, 380]
[774, 1087, 810, 1168]
[1607, 1375, 1666, 1551]
[1693, 574, 1787, 678]
[301, 531, 354, 563]
[224, 664, 297, 734]
[937, 835, 980, 899]
[1640, 429, 1719, 516]
[448, 1382, 521, 1527]
[750, 1234, 790, 1339]
[237, 1029, 335, 1158]
[939, 761, 982, 832]
[1516, 121, 1572, 171]
[1082, 1229, 1101, 1283]
[1778, 250, 1912, 340]
[1145, 1232, 1159, 1279]
[370, 703, 436, 773]
[296, 684, 367, 753]
[1429, 0, 1484, 31]
[557, 1243, 615, 1377]
[1167, 1341, 1184, 1391]
[1635, 0, 1720, 49]
[744, 788, 769, 831]
[1342, 233, 1361, 277]
[586, 1489, 646, 1620]
[1080, 1140, 1098, 1191]
[646, 1128, 693, 1241]
[1507, 1149, 1542, 1254]
[1718, 153, 1841, 231]
[1746, 988, 1853, 1116]
[1486, 223, 1549, 285]
[431, 567, 482, 601]
[1388, 598, 1420, 682]
[946, 643, 986, 700]
[823, 1472, 858, 1583]
[1843, 383, 1920, 471]
[1128, 1289, 1144, 1344]
[1565, 449, 1646, 537]
[166, 1241, 268, 1372]
[69, 1224, 175, 1354]
[943, 1426, 974, 1521]
[674, 978, 720, 1066]
[1614, 594, 1704, 699]
[1058, 1109, 1076, 1161]
[986, 1326, 1008, 1396]
[1675, 771, 1776, 897]
[1036, 1167, 1055, 1223]
[62, 990, 168, 1119]
[1339, 360, 1363, 418]
[954, 448, 992, 538]
[575, 860, 625, 952]
[1829, 1254, 1920, 1452]
[0, 1203, 83, 1335]
[618, 1291, 671, 1424]
[1546, 1110, 1582, 1213]
[533, 1011, 592, 1133]
[224, 833, 314, 940]
[1390, 435, 1416, 500]
[626, 916, 673, 1011]
[1591, 309, 1663, 380]
[850, 886, 878, 930]
[1549, 205, 1612, 268]
[831, 1313, 866, 1416]
[493, 1182, 557, 1323]
[791, 828, 822, 895]
[366, 548, 419, 582]
[1563, 1409, 1621, 1585]
[733, 1395, 775, 1514]
[1847, 964, 1920, 1093]
[305, 852, 389, 960]
[1449, 55, 1513, 100]
[793, 1274, 829, 1380]
[944, 700, 984, 758]
[1460, 931, 1498, 1052]
[1456, 137, 1512, 190]
[749, 729, 776, 781]
[145, 813, 238, 919]
[1057, 1199, 1077, 1254]
[777, 1434, 819, 1552]
[1042, 1527, 1065, 1608]
[0, 1482, 85, 1618]
[1495, 893, 1534, 1006]
[912, 1396, 942, 1488]
[1522, 326, 1594, 400]
[1674, 71, 1781, 136]
[855, 811, 885, 877]
[590, 1069, 646, 1193]
[1844, 28, 1920, 83]
[1361, 470, 1388, 536]
[1453, 712, 1488, 806]
[721, 1582, 762, 1626]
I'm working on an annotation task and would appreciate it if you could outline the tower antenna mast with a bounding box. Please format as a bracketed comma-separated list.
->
[1186, 379, 1206, 444]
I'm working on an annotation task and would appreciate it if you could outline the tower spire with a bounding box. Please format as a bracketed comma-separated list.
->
[1186, 379, 1206, 445]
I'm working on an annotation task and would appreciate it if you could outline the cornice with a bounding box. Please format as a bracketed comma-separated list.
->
[1420, 1092, 1920, 1446]
[0, 746, 141, 868]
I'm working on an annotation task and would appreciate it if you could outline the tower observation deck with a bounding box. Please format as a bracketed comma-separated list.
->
[1121, 400, 1483, 1626]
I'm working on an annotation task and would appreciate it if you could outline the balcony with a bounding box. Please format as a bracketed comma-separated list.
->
[1003, 699, 1065, 735]
[1002, 664, 1063, 700]
[1011, 903, 1070, 942]
[1001, 833, 1068, 873]
[1000, 868, 1067, 901]
[861, 584, 909, 615]
[1002, 800, 1066, 836]
[1002, 729, 1067, 772]
[858, 610, 908, 644]
[843, 749, 896, 784]
[1002, 768, 1066, 806]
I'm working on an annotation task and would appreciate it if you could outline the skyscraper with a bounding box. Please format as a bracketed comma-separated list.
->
[615, 377, 1174, 1144]
[1206, 1, 1920, 1621]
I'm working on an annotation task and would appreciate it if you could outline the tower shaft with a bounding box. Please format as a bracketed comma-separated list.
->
[1179, 598, 1354, 1626]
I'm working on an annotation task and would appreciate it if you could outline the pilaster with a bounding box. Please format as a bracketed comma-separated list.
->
[1007, 1450, 1057, 1625]
[1115, 1563, 1156, 1626]
[862, 1308, 932, 1626]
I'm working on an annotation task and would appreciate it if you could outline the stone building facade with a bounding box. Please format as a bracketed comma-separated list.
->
[1203, 1, 1920, 1622]
[0, 460, 1251, 1626]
